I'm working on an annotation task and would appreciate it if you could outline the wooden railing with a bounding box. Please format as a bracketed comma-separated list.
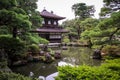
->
[41, 25, 63, 29]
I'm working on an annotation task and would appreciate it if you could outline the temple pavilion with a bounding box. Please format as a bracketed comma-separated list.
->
[32, 9, 68, 43]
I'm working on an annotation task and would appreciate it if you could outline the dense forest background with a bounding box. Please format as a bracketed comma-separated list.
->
[62, 0, 120, 57]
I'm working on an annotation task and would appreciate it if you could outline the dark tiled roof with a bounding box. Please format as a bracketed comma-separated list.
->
[32, 28, 68, 33]
[40, 9, 65, 20]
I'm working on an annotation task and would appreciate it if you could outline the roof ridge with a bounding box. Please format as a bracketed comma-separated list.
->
[40, 9, 65, 20]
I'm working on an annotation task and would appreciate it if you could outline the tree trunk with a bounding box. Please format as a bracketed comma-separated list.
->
[88, 38, 93, 48]
[12, 27, 17, 38]
[99, 45, 104, 51]
[109, 28, 120, 41]
[77, 26, 81, 40]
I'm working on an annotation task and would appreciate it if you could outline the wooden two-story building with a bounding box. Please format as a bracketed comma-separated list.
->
[32, 9, 68, 43]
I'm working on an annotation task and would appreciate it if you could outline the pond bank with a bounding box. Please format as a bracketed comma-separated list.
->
[11, 47, 102, 78]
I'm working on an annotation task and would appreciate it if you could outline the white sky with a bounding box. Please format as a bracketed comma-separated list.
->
[37, 0, 103, 23]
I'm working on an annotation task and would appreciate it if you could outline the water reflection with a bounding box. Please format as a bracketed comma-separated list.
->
[12, 61, 58, 77]
[62, 47, 101, 66]
[11, 47, 101, 77]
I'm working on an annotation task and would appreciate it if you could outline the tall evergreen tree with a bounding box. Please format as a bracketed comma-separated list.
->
[90, 11, 120, 51]
[81, 18, 99, 48]
[15, 0, 45, 44]
[72, 3, 95, 20]
[71, 3, 95, 40]
[100, 0, 120, 18]
[0, 0, 31, 38]
[62, 19, 82, 40]
[16, 0, 42, 29]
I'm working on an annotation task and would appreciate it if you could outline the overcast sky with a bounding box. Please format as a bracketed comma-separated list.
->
[37, 0, 103, 22]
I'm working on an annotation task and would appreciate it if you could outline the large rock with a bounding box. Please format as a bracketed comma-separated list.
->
[93, 49, 102, 59]
[44, 53, 53, 63]
[54, 51, 61, 59]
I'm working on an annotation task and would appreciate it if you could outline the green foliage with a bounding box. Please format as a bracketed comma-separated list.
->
[16, 0, 38, 14]
[72, 3, 95, 20]
[16, 0, 42, 29]
[64, 3, 96, 41]
[97, 18, 113, 30]
[81, 18, 99, 30]
[28, 34, 49, 44]
[81, 18, 100, 38]
[37, 37, 49, 44]
[0, 26, 10, 34]
[19, 33, 49, 45]
[0, 35, 26, 61]
[100, 0, 120, 18]
[0, 72, 38, 80]
[89, 11, 120, 48]
[0, 59, 7, 69]
[0, 0, 32, 38]
[56, 59, 120, 80]
[103, 0, 120, 6]
[28, 35, 41, 44]
[62, 19, 82, 41]
[99, 7, 111, 16]
[111, 12, 120, 26]
[10, 7, 26, 15]
[102, 45, 120, 58]
[0, 0, 17, 9]
[63, 36, 70, 43]
[80, 18, 100, 47]
[27, 44, 40, 55]
[30, 14, 42, 29]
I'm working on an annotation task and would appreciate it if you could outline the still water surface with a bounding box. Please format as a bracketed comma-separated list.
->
[12, 47, 102, 77]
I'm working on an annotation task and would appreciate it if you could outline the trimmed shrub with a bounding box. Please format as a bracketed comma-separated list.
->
[27, 44, 40, 56]
[56, 59, 120, 80]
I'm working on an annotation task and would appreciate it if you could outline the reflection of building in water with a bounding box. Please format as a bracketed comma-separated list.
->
[31, 9, 68, 43]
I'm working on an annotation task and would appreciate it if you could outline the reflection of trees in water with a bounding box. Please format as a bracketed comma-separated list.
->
[62, 47, 101, 66]
[75, 48, 92, 65]
[12, 62, 58, 77]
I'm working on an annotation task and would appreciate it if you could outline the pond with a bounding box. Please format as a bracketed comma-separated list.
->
[11, 47, 102, 78]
